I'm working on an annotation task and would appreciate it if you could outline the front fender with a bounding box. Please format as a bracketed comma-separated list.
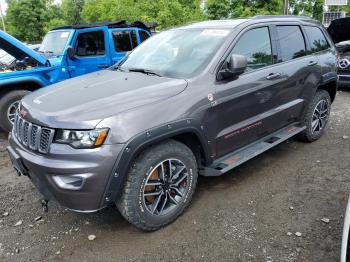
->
[99, 118, 210, 207]
[0, 75, 46, 88]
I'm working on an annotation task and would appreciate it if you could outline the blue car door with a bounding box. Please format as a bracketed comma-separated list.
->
[67, 27, 112, 77]
[110, 28, 144, 64]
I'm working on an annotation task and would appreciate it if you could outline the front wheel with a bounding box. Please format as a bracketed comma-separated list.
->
[117, 140, 198, 231]
[298, 90, 331, 142]
[0, 90, 30, 132]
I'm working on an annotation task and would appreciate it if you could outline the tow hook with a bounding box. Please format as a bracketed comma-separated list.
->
[41, 199, 49, 213]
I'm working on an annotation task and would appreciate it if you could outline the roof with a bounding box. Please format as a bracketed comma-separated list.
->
[51, 21, 158, 32]
[180, 15, 319, 30]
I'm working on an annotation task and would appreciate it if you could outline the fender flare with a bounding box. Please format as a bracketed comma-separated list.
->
[100, 118, 211, 206]
[0, 76, 45, 90]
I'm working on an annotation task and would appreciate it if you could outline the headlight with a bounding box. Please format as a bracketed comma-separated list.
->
[54, 128, 109, 149]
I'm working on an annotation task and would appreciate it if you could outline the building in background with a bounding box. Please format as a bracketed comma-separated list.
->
[323, 0, 348, 27]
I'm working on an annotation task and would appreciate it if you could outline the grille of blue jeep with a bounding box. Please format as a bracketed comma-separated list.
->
[13, 113, 55, 154]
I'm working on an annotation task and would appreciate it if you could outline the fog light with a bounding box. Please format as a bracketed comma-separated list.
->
[52, 174, 91, 190]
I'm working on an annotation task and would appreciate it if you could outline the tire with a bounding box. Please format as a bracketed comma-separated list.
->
[297, 90, 331, 142]
[0, 90, 30, 132]
[117, 139, 198, 231]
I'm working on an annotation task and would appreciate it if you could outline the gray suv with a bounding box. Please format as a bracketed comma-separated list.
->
[7, 16, 337, 231]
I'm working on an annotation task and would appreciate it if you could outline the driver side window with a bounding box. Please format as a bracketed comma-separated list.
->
[230, 27, 273, 72]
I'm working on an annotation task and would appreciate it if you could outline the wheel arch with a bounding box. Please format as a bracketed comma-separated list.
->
[101, 119, 212, 206]
[317, 79, 337, 103]
[0, 78, 44, 97]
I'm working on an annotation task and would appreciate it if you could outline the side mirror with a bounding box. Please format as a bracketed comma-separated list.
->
[67, 46, 75, 60]
[219, 54, 247, 80]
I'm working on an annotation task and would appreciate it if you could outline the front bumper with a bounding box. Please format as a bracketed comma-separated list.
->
[8, 131, 124, 212]
[338, 74, 350, 87]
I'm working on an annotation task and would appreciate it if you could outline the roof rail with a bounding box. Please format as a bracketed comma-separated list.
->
[253, 15, 312, 20]
[51, 21, 158, 32]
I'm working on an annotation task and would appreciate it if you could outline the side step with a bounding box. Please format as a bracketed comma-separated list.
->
[200, 123, 306, 177]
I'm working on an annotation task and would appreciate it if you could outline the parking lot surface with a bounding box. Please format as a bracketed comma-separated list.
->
[0, 91, 350, 262]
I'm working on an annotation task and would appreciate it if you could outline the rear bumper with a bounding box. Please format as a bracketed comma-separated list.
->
[8, 131, 124, 212]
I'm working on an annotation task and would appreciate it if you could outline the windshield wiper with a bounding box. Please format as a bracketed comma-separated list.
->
[111, 64, 125, 72]
[128, 68, 163, 77]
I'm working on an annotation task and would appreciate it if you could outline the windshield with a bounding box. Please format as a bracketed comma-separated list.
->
[119, 28, 231, 78]
[39, 30, 71, 55]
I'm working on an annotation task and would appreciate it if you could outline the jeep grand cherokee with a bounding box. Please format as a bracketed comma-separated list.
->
[7, 16, 337, 231]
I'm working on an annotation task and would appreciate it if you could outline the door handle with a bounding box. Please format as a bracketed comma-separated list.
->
[97, 64, 109, 69]
[266, 73, 281, 80]
[308, 61, 318, 66]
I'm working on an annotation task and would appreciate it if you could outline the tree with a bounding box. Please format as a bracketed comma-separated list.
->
[61, 0, 85, 24]
[289, 0, 324, 21]
[81, 0, 204, 29]
[205, 0, 283, 19]
[6, 0, 50, 42]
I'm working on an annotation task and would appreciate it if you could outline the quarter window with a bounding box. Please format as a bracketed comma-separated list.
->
[277, 26, 306, 62]
[113, 30, 138, 52]
[230, 27, 273, 72]
[75, 31, 105, 57]
[304, 26, 330, 53]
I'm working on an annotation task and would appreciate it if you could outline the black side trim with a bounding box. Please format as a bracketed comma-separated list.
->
[100, 118, 210, 206]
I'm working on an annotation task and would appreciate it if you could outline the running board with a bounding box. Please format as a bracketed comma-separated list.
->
[200, 123, 306, 177]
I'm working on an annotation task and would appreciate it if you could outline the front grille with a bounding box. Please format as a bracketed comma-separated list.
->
[13, 113, 54, 154]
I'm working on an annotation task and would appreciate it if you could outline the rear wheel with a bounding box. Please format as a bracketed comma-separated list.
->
[117, 140, 198, 231]
[298, 90, 331, 142]
[0, 90, 30, 132]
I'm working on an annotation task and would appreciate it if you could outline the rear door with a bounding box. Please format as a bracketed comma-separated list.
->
[110, 29, 139, 65]
[67, 27, 111, 77]
[273, 24, 322, 120]
[303, 25, 337, 84]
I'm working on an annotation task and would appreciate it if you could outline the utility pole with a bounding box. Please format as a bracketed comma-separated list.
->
[0, 1, 5, 32]
[283, 0, 289, 15]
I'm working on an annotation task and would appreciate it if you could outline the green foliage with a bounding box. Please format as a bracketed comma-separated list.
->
[61, 0, 85, 24]
[289, 0, 324, 21]
[205, 0, 283, 19]
[81, 0, 204, 29]
[6, 0, 51, 42]
[3, 0, 331, 43]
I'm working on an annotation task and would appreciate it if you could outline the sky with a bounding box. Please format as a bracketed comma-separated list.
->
[0, 0, 7, 15]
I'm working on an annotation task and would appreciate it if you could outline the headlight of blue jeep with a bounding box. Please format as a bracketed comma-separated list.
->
[54, 128, 109, 149]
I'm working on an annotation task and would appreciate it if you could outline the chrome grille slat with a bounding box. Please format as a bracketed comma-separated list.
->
[14, 113, 54, 154]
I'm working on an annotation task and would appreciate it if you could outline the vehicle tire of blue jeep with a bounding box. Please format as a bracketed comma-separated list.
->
[0, 90, 30, 133]
[116, 139, 198, 231]
[298, 90, 331, 142]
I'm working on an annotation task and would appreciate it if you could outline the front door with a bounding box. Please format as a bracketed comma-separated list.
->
[214, 25, 305, 158]
[67, 27, 111, 77]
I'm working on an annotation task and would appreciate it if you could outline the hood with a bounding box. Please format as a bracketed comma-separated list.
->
[21, 70, 188, 129]
[0, 30, 47, 65]
[327, 17, 350, 44]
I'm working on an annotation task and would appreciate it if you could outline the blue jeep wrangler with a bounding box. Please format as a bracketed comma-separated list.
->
[0, 21, 154, 132]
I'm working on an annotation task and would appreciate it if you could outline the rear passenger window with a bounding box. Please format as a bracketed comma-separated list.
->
[139, 31, 150, 43]
[277, 26, 306, 62]
[75, 31, 105, 57]
[231, 27, 273, 71]
[113, 30, 138, 52]
[304, 26, 330, 53]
